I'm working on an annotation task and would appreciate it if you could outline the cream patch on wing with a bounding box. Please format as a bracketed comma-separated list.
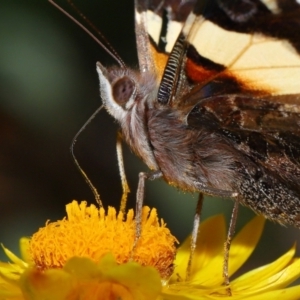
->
[146, 10, 163, 45]
[145, 9, 182, 54]
[260, 0, 281, 13]
[189, 20, 252, 66]
[231, 35, 300, 94]
[187, 19, 300, 94]
[165, 19, 183, 53]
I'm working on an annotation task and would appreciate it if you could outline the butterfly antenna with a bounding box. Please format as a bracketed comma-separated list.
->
[70, 105, 104, 207]
[48, 0, 126, 68]
[66, 0, 126, 68]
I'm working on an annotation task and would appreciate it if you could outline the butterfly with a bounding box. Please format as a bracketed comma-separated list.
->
[97, 0, 300, 230]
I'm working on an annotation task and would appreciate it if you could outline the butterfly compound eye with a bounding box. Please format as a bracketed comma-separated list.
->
[113, 76, 135, 106]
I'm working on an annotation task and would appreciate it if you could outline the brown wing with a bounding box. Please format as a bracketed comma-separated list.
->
[186, 92, 300, 226]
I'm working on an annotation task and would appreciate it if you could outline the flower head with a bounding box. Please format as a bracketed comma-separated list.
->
[0, 201, 177, 299]
[29, 200, 176, 279]
[1, 201, 300, 300]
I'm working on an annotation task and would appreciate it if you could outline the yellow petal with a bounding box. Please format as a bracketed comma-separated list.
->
[64, 256, 106, 278]
[189, 215, 228, 286]
[250, 257, 300, 292]
[170, 215, 226, 284]
[104, 260, 162, 299]
[190, 215, 264, 287]
[20, 267, 73, 300]
[0, 247, 26, 283]
[243, 285, 300, 300]
[0, 267, 21, 282]
[228, 215, 265, 277]
[65, 254, 162, 300]
[1, 245, 27, 270]
[161, 282, 214, 300]
[230, 284, 300, 300]
[19, 238, 31, 264]
[0, 275, 23, 299]
[231, 245, 296, 291]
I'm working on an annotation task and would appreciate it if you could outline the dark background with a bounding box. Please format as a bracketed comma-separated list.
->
[1, 0, 299, 277]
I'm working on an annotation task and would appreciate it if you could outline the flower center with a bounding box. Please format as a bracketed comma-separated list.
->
[29, 200, 177, 279]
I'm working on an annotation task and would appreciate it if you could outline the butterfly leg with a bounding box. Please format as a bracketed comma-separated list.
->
[186, 193, 204, 281]
[116, 131, 131, 214]
[132, 170, 163, 254]
[195, 181, 238, 198]
[223, 200, 239, 295]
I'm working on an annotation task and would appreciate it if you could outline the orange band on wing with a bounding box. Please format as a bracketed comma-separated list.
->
[150, 43, 169, 82]
[185, 58, 219, 84]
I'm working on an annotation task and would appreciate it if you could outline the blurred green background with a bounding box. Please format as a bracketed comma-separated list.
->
[0, 0, 299, 277]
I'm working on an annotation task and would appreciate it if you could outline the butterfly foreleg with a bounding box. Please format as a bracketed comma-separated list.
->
[116, 130, 131, 214]
[133, 170, 163, 249]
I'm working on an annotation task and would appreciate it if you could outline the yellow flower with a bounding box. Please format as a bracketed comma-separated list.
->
[161, 215, 300, 299]
[29, 201, 176, 279]
[1, 201, 300, 299]
[0, 201, 177, 299]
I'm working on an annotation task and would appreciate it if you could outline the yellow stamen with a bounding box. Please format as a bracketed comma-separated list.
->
[29, 200, 177, 279]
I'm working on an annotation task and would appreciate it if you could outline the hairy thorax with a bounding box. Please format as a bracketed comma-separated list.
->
[146, 106, 239, 193]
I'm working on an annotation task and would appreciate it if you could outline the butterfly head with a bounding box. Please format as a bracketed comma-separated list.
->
[96, 62, 138, 121]
[96, 62, 159, 170]
[96, 62, 158, 122]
